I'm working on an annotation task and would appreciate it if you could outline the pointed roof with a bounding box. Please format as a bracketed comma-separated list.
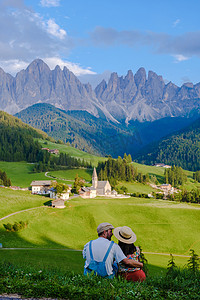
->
[92, 167, 98, 178]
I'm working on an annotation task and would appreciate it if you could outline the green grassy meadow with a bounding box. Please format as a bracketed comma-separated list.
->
[0, 157, 200, 277]
[117, 181, 155, 194]
[1, 192, 200, 255]
[0, 188, 45, 219]
[48, 168, 93, 182]
[0, 249, 189, 276]
[0, 161, 47, 188]
[38, 139, 107, 166]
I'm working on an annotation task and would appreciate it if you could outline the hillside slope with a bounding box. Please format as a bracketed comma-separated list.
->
[135, 117, 200, 171]
[16, 103, 198, 158]
[16, 103, 138, 157]
[0, 110, 49, 162]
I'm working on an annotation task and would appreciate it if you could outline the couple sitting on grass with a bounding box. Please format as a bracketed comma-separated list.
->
[83, 222, 146, 282]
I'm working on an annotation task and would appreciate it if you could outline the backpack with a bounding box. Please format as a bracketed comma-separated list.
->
[86, 240, 114, 277]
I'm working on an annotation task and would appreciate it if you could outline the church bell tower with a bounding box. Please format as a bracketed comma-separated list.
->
[92, 167, 98, 189]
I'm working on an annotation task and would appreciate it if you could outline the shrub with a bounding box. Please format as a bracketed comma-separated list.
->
[187, 249, 200, 273]
[166, 254, 178, 278]
[3, 221, 28, 232]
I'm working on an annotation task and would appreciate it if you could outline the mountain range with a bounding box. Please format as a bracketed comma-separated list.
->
[1, 58, 200, 168]
[0, 59, 200, 123]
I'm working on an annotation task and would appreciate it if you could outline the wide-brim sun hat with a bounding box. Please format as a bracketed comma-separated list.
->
[113, 226, 137, 244]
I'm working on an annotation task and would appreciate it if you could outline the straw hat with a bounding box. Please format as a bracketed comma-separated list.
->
[113, 226, 137, 244]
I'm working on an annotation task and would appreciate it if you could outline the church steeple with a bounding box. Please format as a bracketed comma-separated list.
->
[92, 167, 98, 189]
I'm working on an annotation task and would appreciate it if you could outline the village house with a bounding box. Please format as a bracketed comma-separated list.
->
[42, 148, 59, 155]
[159, 183, 174, 194]
[48, 149, 59, 155]
[79, 186, 97, 198]
[30, 180, 55, 194]
[51, 199, 65, 208]
[154, 163, 171, 168]
[49, 185, 71, 200]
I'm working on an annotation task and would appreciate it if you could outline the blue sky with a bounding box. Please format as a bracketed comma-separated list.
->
[1, 0, 200, 87]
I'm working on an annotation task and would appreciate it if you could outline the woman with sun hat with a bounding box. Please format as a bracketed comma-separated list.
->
[113, 226, 146, 282]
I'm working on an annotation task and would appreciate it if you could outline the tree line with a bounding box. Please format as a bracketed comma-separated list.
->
[0, 125, 92, 172]
[96, 154, 149, 188]
[164, 166, 187, 187]
[0, 126, 48, 163]
[33, 152, 92, 172]
[167, 189, 200, 204]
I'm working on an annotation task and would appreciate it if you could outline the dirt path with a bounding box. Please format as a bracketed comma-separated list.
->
[0, 247, 191, 257]
[0, 206, 45, 221]
[45, 172, 73, 182]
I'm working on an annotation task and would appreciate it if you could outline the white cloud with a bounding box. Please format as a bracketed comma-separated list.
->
[43, 57, 96, 76]
[40, 0, 60, 7]
[173, 19, 180, 27]
[0, 59, 29, 75]
[0, 4, 72, 63]
[173, 54, 189, 63]
[46, 19, 67, 39]
[0, 57, 96, 77]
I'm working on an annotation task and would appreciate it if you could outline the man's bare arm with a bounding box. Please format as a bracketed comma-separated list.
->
[122, 258, 143, 268]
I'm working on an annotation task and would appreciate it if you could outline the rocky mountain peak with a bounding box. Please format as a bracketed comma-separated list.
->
[134, 67, 146, 87]
[125, 70, 134, 80]
[26, 58, 50, 74]
[183, 82, 194, 88]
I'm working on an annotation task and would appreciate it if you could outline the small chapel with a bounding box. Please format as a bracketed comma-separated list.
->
[92, 167, 111, 196]
[79, 168, 113, 198]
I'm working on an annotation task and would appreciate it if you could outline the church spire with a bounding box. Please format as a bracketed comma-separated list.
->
[92, 167, 98, 189]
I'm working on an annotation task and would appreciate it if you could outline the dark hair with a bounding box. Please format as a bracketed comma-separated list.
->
[118, 241, 136, 256]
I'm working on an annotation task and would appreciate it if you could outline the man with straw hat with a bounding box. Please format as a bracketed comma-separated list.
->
[83, 222, 143, 278]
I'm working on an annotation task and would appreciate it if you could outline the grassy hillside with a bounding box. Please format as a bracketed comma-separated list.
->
[0, 161, 48, 187]
[0, 110, 48, 139]
[135, 117, 200, 171]
[0, 110, 52, 163]
[0, 191, 199, 255]
[37, 139, 107, 166]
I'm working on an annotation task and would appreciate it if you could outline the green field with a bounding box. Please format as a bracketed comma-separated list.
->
[0, 161, 47, 188]
[117, 181, 155, 194]
[0, 157, 200, 277]
[1, 190, 200, 254]
[38, 139, 107, 166]
[0, 183, 200, 276]
[47, 168, 93, 182]
[0, 249, 189, 276]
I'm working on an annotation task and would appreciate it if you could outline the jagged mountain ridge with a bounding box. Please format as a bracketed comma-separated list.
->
[0, 59, 200, 122]
[95, 68, 200, 122]
[0, 59, 116, 122]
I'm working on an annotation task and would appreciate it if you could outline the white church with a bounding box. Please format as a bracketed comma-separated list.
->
[79, 168, 117, 198]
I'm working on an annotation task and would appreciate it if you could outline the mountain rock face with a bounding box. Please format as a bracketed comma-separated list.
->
[0, 59, 115, 121]
[95, 68, 200, 122]
[0, 59, 200, 122]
